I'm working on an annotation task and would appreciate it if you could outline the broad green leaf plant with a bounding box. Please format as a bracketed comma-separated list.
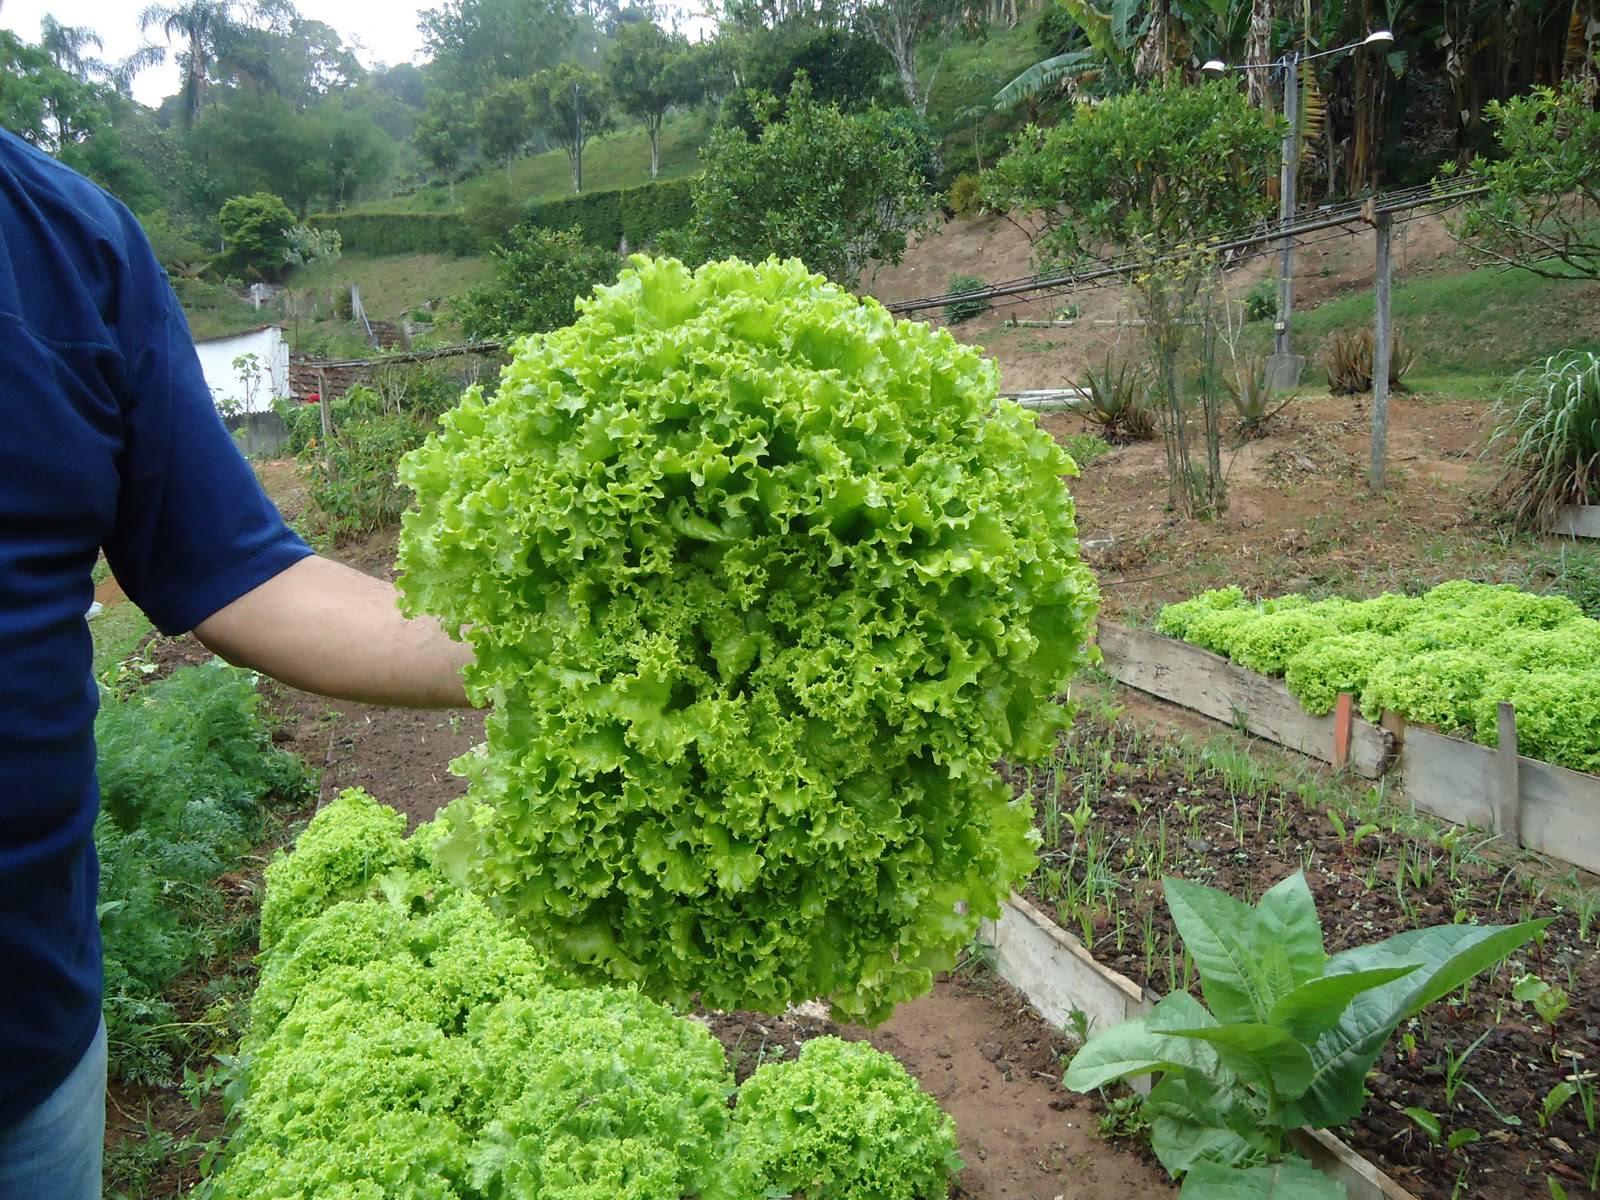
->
[398, 255, 1100, 1023]
[1063, 871, 1545, 1199]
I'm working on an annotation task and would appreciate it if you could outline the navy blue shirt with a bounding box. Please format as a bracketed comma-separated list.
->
[0, 129, 310, 1125]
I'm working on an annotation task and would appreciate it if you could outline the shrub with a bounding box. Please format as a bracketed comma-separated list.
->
[1243, 279, 1276, 322]
[1075, 354, 1157, 442]
[730, 1037, 962, 1199]
[218, 192, 296, 279]
[398, 256, 1099, 1022]
[1485, 352, 1600, 530]
[946, 172, 984, 218]
[1323, 327, 1414, 394]
[943, 273, 989, 323]
[306, 211, 472, 256]
[96, 661, 309, 1083]
[463, 175, 525, 250]
[290, 368, 464, 541]
[454, 227, 620, 340]
[676, 78, 933, 288]
[521, 177, 696, 252]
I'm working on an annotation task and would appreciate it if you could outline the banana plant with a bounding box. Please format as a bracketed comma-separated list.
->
[1063, 871, 1546, 1199]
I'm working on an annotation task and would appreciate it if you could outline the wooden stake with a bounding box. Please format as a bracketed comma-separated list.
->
[316, 366, 333, 476]
[1333, 692, 1353, 772]
[1369, 212, 1393, 493]
[1495, 701, 1521, 846]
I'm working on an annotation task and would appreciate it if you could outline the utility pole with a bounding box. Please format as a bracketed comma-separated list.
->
[1369, 211, 1393, 493]
[1269, 50, 1301, 389]
[573, 81, 583, 194]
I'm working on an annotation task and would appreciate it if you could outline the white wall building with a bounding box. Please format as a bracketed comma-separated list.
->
[194, 326, 290, 415]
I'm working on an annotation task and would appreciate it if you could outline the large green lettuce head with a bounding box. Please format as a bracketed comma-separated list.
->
[396, 255, 1099, 1022]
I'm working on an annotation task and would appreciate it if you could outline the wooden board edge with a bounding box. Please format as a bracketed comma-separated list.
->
[1096, 622, 1392, 780]
[987, 895, 1422, 1200]
[1550, 504, 1600, 539]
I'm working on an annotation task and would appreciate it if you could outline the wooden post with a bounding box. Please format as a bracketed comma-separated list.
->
[1333, 692, 1353, 772]
[316, 366, 333, 476]
[1379, 710, 1407, 753]
[1495, 702, 1521, 846]
[1369, 212, 1393, 493]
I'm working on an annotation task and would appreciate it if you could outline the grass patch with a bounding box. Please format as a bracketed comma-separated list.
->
[286, 252, 493, 323]
[352, 113, 710, 217]
[1256, 267, 1600, 385]
[175, 278, 268, 342]
[91, 601, 154, 682]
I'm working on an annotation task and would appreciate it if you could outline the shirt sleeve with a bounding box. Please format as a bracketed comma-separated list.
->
[102, 231, 311, 636]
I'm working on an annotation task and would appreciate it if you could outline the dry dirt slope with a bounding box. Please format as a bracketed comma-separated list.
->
[867, 213, 1597, 622]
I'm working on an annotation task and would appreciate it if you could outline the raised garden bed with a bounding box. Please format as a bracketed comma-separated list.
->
[1099, 622, 1600, 875]
[1551, 506, 1600, 540]
[1001, 715, 1600, 1199]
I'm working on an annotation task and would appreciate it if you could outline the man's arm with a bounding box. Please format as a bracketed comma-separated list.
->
[194, 556, 472, 709]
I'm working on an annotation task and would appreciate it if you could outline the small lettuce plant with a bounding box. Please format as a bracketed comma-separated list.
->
[1063, 872, 1545, 1198]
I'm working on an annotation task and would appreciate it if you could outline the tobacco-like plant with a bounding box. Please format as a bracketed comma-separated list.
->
[1063, 871, 1545, 1199]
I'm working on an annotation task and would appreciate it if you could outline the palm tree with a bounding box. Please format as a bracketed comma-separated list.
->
[38, 17, 105, 81]
[138, 1, 240, 124]
[109, 45, 171, 99]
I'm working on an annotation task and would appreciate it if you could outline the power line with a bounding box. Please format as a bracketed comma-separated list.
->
[884, 178, 1487, 316]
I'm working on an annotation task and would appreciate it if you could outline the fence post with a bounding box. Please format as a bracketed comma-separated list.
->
[1495, 701, 1521, 847]
[1332, 693, 1353, 772]
[1369, 212, 1393, 493]
[316, 366, 334, 477]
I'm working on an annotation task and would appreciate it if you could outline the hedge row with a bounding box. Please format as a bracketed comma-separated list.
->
[306, 210, 474, 255]
[521, 177, 694, 251]
[309, 177, 696, 257]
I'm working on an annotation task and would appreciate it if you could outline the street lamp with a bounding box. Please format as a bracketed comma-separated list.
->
[1202, 31, 1392, 387]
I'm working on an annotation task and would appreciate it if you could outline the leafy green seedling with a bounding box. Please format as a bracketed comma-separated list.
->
[1513, 973, 1570, 1026]
[1442, 1030, 1491, 1107]
[1540, 1081, 1578, 1129]
[1447, 1127, 1480, 1152]
[1063, 870, 1544, 1198]
[1404, 1106, 1441, 1144]
[1067, 1008, 1091, 1044]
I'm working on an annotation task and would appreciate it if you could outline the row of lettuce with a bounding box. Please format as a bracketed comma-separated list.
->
[1157, 581, 1600, 774]
[210, 788, 962, 1199]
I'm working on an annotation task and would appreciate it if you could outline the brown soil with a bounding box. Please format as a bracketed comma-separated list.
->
[1041, 390, 1502, 622]
[865, 212, 1565, 626]
[868, 211, 1467, 388]
[1012, 716, 1600, 1200]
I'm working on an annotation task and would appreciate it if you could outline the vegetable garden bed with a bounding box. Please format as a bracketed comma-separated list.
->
[1002, 715, 1600, 1199]
[1099, 618, 1600, 875]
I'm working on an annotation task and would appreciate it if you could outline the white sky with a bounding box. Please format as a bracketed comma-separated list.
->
[0, 0, 714, 107]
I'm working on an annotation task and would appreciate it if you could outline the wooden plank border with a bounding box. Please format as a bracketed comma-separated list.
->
[1550, 505, 1600, 539]
[1094, 624, 1600, 875]
[980, 895, 1421, 1200]
[1097, 623, 1392, 779]
[1401, 723, 1600, 875]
